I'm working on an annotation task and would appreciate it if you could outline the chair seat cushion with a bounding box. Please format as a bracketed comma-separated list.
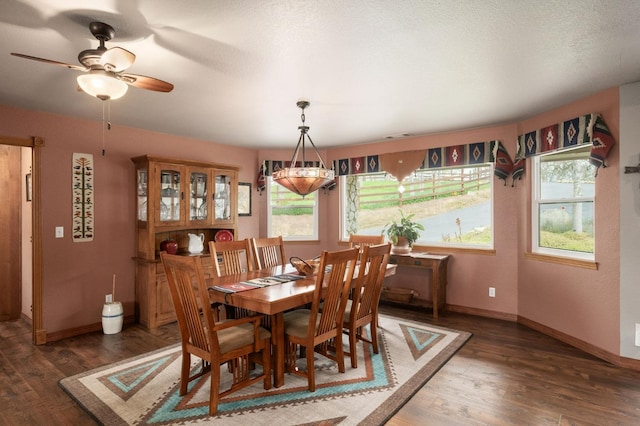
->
[283, 309, 321, 339]
[217, 322, 271, 354]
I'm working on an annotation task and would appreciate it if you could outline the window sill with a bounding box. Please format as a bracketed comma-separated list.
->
[412, 245, 496, 256]
[524, 252, 598, 270]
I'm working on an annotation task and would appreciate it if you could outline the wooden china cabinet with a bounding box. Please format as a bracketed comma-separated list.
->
[131, 155, 239, 328]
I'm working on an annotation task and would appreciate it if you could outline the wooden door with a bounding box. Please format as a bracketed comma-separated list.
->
[0, 145, 21, 320]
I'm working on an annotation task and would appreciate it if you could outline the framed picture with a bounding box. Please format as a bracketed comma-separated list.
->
[25, 173, 32, 202]
[238, 182, 251, 216]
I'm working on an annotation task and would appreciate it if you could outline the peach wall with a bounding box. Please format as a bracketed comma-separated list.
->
[0, 105, 258, 334]
[516, 87, 620, 355]
[0, 85, 624, 358]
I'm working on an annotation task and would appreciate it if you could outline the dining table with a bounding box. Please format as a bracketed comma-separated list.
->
[207, 263, 396, 387]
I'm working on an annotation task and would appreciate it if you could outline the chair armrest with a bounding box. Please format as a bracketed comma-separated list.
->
[212, 314, 263, 332]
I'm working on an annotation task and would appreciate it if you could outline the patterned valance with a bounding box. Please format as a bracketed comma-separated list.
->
[334, 140, 498, 176]
[259, 140, 510, 192]
[515, 113, 615, 173]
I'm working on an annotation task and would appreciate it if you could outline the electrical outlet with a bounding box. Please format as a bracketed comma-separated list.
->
[489, 287, 496, 298]
[635, 324, 640, 347]
[55, 226, 64, 238]
[105, 294, 113, 303]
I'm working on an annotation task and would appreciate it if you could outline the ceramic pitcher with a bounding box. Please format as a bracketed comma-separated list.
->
[188, 233, 205, 253]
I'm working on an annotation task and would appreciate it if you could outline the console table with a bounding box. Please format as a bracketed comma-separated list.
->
[388, 252, 450, 318]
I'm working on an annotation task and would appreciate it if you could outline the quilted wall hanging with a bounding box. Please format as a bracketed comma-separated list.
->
[72, 153, 94, 242]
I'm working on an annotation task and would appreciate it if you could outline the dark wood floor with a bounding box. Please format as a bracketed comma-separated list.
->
[2, 305, 640, 425]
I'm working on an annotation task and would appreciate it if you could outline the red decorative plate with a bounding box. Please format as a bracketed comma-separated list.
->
[215, 230, 234, 242]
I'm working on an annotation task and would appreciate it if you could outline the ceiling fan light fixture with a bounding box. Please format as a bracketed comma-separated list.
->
[77, 70, 128, 100]
[272, 101, 335, 196]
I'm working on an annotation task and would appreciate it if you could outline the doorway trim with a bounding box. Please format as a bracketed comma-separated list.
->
[0, 135, 45, 344]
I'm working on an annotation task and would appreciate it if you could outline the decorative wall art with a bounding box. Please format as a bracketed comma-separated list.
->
[238, 182, 251, 216]
[72, 153, 94, 242]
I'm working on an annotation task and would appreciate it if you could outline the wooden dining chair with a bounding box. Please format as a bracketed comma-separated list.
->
[282, 247, 359, 392]
[209, 239, 254, 320]
[342, 242, 391, 368]
[250, 236, 286, 269]
[160, 252, 272, 416]
[348, 234, 385, 260]
[209, 239, 253, 277]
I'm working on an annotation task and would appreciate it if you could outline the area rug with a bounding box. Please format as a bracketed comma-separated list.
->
[59, 314, 471, 425]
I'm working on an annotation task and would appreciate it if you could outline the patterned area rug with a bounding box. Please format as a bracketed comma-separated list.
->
[59, 314, 471, 425]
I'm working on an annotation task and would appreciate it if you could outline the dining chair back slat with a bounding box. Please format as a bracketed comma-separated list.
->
[209, 239, 253, 277]
[348, 234, 385, 260]
[209, 239, 255, 320]
[251, 236, 286, 270]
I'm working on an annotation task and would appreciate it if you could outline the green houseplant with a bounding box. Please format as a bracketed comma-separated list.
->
[383, 211, 425, 253]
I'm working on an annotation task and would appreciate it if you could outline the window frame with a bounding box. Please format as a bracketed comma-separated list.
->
[531, 146, 595, 261]
[266, 176, 319, 241]
[338, 165, 494, 249]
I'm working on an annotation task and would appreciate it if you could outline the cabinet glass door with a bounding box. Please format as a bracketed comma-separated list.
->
[159, 169, 181, 222]
[190, 170, 208, 221]
[214, 174, 232, 221]
[137, 169, 148, 221]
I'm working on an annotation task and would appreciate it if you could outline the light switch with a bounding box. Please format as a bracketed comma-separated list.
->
[55, 226, 64, 238]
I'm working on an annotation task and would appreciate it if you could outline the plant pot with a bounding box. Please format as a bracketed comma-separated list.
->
[391, 236, 411, 254]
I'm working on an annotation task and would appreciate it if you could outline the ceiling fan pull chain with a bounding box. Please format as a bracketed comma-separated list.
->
[102, 101, 106, 156]
[101, 100, 113, 156]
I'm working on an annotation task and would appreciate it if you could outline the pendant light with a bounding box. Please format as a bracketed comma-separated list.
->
[272, 101, 335, 196]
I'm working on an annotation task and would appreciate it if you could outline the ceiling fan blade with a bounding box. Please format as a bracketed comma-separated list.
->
[11, 52, 87, 71]
[119, 73, 174, 92]
[100, 47, 136, 73]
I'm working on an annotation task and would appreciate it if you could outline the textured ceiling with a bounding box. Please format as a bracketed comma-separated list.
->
[1, 0, 640, 149]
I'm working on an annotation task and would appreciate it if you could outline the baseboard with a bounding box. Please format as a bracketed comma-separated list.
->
[446, 304, 518, 322]
[447, 305, 640, 371]
[517, 315, 640, 371]
[45, 315, 136, 343]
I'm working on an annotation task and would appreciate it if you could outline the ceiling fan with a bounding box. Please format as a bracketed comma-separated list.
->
[11, 21, 174, 100]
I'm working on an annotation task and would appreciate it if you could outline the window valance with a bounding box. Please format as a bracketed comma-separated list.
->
[515, 113, 615, 174]
[259, 139, 516, 191]
[332, 140, 498, 177]
[257, 140, 504, 192]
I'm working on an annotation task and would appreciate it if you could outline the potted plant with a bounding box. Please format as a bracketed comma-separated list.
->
[383, 211, 425, 254]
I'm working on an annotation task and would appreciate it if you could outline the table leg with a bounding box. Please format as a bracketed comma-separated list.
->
[431, 265, 439, 319]
[272, 312, 285, 387]
[440, 260, 448, 315]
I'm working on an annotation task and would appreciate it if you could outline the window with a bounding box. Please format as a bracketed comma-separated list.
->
[532, 146, 595, 259]
[267, 177, 319, 240]
[340, 165, 493, 248]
